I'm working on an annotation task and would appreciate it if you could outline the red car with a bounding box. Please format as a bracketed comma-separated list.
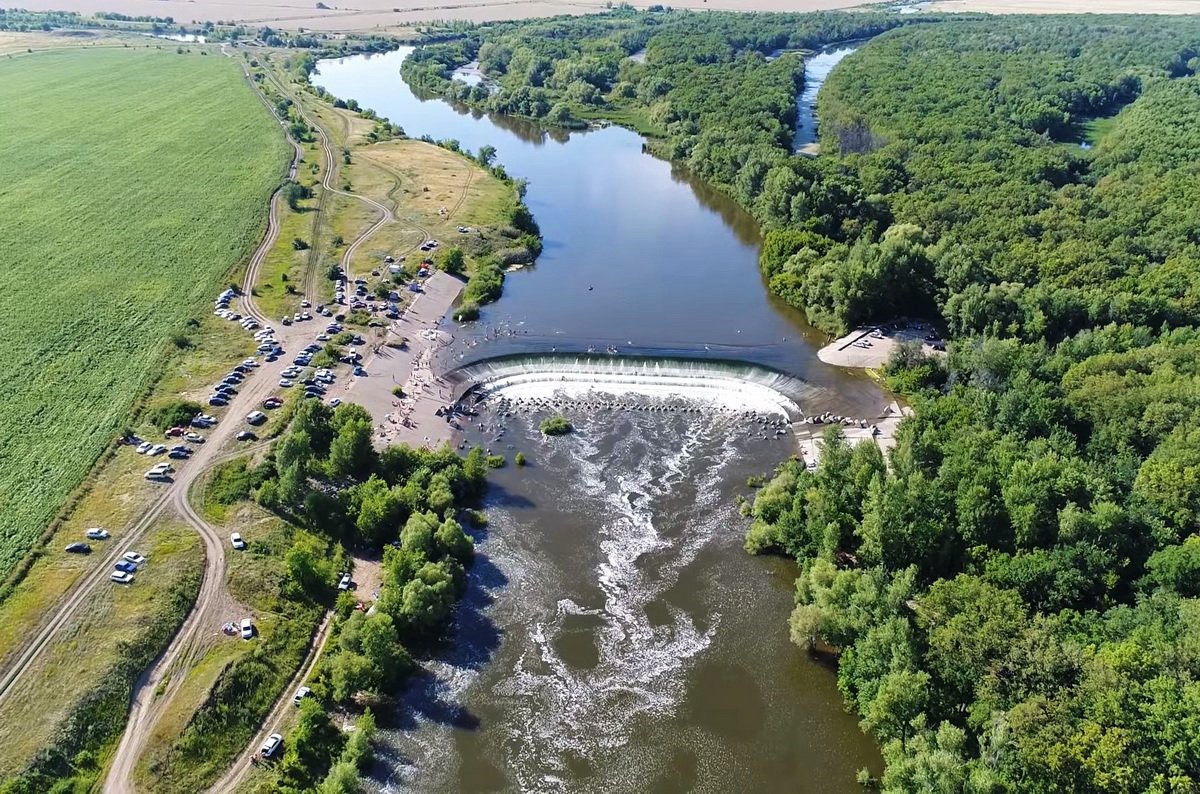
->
[166, 426, 186, 438]
[262, 397, 284, 409]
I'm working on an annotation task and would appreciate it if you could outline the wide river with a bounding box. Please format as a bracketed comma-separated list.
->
[313, 49, 884, 793]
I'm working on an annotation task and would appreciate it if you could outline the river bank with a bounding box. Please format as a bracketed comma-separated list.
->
[311, 49, 886, 790]
[327, 271, 463, 450]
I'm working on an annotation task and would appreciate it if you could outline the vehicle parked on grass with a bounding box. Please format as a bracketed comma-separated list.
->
[236, 430, 257, 442]
[86, 527, 109, 540]
[168, 449, 191, 460]
[185, 432, 204, 443]
[329, 398, 342, 408]
[230, 532, 245, 550]
[123, 551, 146, 566]
[241, 618, 254, 640]
[149, 444, 167, 455]
[136, 442, 152, 454]
[114, 560, 137, 574]
[293, 686, 311, 705]
[246, 411, 267, 425]
[279, 379, 294, 388]
[110, 571, 134, 584]
[66, 542, 91, 554]
[166, 426, 185, 438]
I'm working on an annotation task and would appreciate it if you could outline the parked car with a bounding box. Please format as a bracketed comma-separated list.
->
[236, 431, 257, 442]
[185, 432, 205, 443]
[293, 686, 311, 706]
[241, 618, 254, 640]
[168, 449, 191, 460]
[166, 426, 186, 438]
[66, 542, 91, 554]
[86, 527, 110, 540]
[279, 379, 294, 388]
[123, 551, 146, 566]
[329, 398, 342, 408]
[110, 571, 135, 585]
[230, 532, 246, 550]
[208, 395, 229, 407]
[246, 411, 267, 425]
[337, 572, 352, 591]
[149, 445, 167, 455]
[260, 733, 282, 758]
[136, 442, 152, 454]
[114, 560, 137, 574]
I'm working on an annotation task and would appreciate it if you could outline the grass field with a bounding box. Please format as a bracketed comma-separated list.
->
[0, 522, 203, 782]
[0, 47, 288, 578]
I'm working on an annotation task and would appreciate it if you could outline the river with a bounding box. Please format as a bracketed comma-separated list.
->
[312, 49, 883, 792]
[790, 43, 860, 152]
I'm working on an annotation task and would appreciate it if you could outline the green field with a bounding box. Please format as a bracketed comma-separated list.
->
[0, 48, 288, 576]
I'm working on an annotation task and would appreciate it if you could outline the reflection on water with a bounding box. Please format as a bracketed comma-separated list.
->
[794, 44, 861, 151]
[312, 49, 883, 793]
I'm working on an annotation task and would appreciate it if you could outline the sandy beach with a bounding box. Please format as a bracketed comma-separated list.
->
[327, 271, 464, 450]
[817, 319, 945, 370]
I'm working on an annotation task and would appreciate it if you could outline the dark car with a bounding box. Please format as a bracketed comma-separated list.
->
[114, 560, 137, 574]
[236, 431, 257, 442]
[66, 542, 91, 554]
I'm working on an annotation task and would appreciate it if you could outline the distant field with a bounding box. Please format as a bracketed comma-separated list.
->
[0, 48, 287, 577]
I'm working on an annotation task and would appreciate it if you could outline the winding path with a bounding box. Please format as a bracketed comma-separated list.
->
[104, 55, 405, 793]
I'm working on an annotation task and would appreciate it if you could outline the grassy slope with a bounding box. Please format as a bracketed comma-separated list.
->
[0, 47, 288, 576]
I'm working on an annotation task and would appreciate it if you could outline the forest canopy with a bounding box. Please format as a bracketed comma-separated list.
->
[404, 11, 1200, 791]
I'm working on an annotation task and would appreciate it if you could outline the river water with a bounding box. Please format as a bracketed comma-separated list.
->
[313, 49, 883, 792]
[790, 43, 859, 152]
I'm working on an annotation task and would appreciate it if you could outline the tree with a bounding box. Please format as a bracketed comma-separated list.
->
[476, 144, 497, 166]
[327, 417, 377, 482]
[354, 475, 404, 546]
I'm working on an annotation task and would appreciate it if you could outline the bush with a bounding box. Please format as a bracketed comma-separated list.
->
[539, 415, 572, 436]
[485, 454, 506, 468]
[146, 399, 202, 431]
[292, 237, 309, 250]
[514, 451, 526, 466]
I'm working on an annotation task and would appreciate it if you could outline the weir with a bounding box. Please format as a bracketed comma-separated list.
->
[445, 353, 826, 420]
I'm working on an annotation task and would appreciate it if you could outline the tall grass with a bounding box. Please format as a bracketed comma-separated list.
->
[0, 48, 288, 576]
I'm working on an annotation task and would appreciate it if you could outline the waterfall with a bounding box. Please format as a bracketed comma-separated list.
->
[447, 353, 824, 419]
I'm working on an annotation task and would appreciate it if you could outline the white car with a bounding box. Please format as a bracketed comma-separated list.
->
[329, 398, 342, 408]
[110, 571, 134, 584]
[86, 527, 110, 540]
[279, 379, 294, 388]
[185, 432, 205, 443]
[293, 686, 311, 705]
[136, 442, 152, 454]
[123, 551, 146, 567]
[230, 532, 246, 550]
[240, 618, 254, 640]
[242, 358, 259, 368]
[149, 444, 167, 456]
[260, 733, 282, 758]
[245, 411, 267, 425]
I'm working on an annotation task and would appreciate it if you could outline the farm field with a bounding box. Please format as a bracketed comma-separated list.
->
[0, 47, 288, 578]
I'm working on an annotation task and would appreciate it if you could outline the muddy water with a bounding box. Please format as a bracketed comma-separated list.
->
[312, 50, 882, 792]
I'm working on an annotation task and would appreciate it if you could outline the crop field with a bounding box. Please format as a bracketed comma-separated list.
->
[0, 48, 288, 577]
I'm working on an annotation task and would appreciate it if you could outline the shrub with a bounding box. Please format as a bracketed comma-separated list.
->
[146, 399, 202, 431]
[515, 451, 526, 466]
[539, 415, 572, 436]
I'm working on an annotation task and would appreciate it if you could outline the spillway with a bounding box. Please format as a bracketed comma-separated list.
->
[447, 353, 824, 420]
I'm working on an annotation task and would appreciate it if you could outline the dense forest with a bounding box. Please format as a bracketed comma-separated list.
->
[403, 11, 1200, 792]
